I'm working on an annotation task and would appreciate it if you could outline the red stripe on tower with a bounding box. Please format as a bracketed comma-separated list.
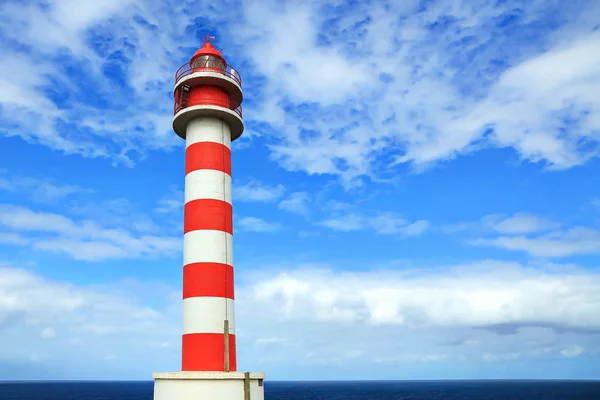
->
[185, 141, 231, 175]
[182, 333, 237, 372]
[183, 199, 233, 234]
[183, 263, 235, 299]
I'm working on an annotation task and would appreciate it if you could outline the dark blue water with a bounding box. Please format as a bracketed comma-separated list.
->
[0, 381, 599, 399]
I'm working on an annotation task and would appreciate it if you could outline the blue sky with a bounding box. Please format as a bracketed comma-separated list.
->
[1, 0, 600, 381]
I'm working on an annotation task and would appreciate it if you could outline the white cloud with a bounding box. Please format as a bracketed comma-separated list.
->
[1, 259, 599, 379]
[480, 34, 600, 169]
[370, 216, 430, 237]
[0, 204, 179, 261]
[561, 345, 584, 358]
[445, 212, 600, 258]
[0, 232, 29, 246]
[492, 212, 559, 234]
[245, 261, 600, 330]
[2, 0, 138, 57]
[445, 212, 559, 234]
[400, 220, 431, 237]
[320, 214, 364, 232]
[0, 0, 198, 164]
[236, 0, 600, 184]
[256, 337, 289, 345]
[71, 198, 162, 235]
[278, 192, 310, 216]
[234, 180, 285, 202]
[483, 353, 520, 362]
[2, 0, 599, 182]
[320, 212, 430, 237]
[472, 227, 600, 258]
[41, 327, 56, 339]
[240, 2, 368, 106]
[154, 188, 184, 215]
[0, 174, 90, 202]
[393, 31, 600, 170]
[237, 217, 282, 233]
[376, 354, 459, 364]
[298, 230, 320, 238]
[0, 267, 179, 379]
[234, 259, 600, 373]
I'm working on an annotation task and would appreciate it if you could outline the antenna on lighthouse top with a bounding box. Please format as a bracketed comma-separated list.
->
[202, 34, 216, 44]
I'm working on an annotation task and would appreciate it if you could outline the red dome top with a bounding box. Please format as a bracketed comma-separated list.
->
[190, 41, 226, 63]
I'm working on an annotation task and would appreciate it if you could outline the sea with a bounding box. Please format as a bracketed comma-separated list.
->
[1, 380, 599, 400]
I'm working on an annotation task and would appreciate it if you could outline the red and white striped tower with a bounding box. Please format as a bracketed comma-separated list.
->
[153, 37, 265, 400]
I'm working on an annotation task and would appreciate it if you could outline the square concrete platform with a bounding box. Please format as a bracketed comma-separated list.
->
[153, 371, 265, 400]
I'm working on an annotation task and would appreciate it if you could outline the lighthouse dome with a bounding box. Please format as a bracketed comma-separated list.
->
[190, 41, 226, 71]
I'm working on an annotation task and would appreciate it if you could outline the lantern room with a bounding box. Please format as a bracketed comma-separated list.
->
[190, 42, 227, 73]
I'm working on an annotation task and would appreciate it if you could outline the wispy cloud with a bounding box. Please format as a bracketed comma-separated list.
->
[0, 266, 178, 379]
[238, 0, 600, 184]
[0, 232, 30, 246]
[2, 0, 599, 184]
[2, 259, 598, 378]
[0, 0, 198, 164]
[319, 214, 363, 232]
[447, 212, 600, 258]
[0, 174, 91, 202]
[233, 259, 600, 370]
[0, 204, 179, 261]
[320, 212, 430, 237]
[561, 345, 584, 358]
[246, 259, 600, 330]
[154, 188, 184, 215]
[471, 227, 600, 258]
[237, 216, 282, 233]
[234, 180, 285, 202]
[491, 213, 560, 234]
[446, 212, 560, 235]
[278, 192, 310, 216]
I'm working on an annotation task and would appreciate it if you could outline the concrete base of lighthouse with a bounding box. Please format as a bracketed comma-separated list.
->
[153, 372, 265, 400]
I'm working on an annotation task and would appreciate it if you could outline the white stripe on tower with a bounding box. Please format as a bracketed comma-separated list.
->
[185, 118, 232, 149]
[181, 117, 236, 372]
[183, 231, 233, 266]
[185, 170, 232, 204]
[183, 297, 235, 334]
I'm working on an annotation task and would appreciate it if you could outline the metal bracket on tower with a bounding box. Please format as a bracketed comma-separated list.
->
[244, 372, 251, 400]
[178, 84, 190, 110]
[224, 319, 230, 372]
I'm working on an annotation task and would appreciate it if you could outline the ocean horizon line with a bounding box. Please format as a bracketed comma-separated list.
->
[1, 378, 599, 383]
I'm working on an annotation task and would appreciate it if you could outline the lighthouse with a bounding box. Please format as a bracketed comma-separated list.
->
[153, 37, 265, 400]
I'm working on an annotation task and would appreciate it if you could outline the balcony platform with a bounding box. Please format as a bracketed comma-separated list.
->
[174, 70, 243, 109]
[172, 105, 244, 141]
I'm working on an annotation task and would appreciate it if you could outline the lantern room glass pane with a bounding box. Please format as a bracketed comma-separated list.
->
[191, 55, 225, 70]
